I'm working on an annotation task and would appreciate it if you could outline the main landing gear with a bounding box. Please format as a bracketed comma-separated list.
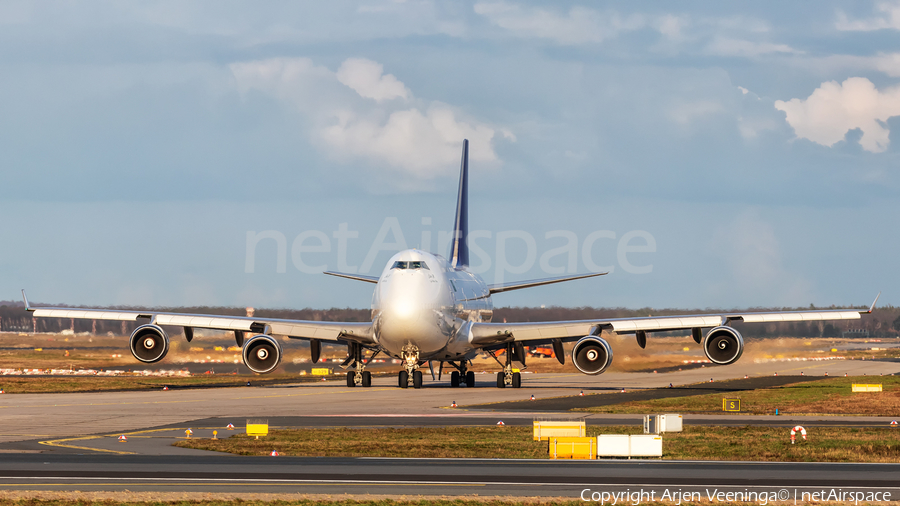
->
[491, 342, 524, 388]
[448, 361, 476, 388]
[344, 342, 374, 388]
[398, 343, 423, 389]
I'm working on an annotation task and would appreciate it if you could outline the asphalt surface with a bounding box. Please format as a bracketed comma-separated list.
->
[1, 360, 898, 498]
[0, 454, 898, 497]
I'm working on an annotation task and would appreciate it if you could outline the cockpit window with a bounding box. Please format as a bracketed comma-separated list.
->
[391, 260, 429, 270]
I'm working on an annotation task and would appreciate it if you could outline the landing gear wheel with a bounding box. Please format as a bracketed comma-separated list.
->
[399, 370, 409, 389]
[512, 372, 522, 388]
[413, 370, 423, 389]
[450, 371, 460, 388]
[466, 370, 475, 387]
[346, 371, 356, 387]
[362, 371, 372, 387]
[496, 372, 506, 388]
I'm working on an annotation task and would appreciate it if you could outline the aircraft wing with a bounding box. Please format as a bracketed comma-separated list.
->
[22, 292, 375, 345]
[486, 272, 606, 294]
[468, 295, 879, 346]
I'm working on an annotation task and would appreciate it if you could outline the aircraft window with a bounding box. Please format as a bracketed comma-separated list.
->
[391, 261, 408, 269]
[408, 261, 429, 270]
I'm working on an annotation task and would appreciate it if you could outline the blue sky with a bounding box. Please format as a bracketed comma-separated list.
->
[1, 1, 898, 310]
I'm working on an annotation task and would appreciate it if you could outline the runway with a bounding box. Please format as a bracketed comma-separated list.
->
[0, 454, 898, 498]
[1, 357, 896, 446]
[0, 359, 897, 497]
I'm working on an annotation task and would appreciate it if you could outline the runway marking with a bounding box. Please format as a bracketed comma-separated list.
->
[38, 436, 132, 455]
[38, 426, 232, 454]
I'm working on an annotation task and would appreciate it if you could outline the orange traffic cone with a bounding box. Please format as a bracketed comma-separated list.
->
[270, 450, 279, 456]
[163, 386, 169, 391]
[579, 390, 584, 396]
[450, 401, 457, 408]
[118, 435, 127, 442]
[496, 420, 505, 426]
[530, 395, 535, 401]
[226, 423, 235, 430]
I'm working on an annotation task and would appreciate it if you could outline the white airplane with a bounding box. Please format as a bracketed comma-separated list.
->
[23, 140, 878, 389]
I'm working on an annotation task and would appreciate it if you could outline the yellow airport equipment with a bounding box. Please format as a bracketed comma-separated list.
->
[533, 420, 586, 441]
[212, 430, 218, 440]
[852, 384, 883, 392]
[723, 398, 741, 411]
[311, 368, 332, 376]
[549, 437, 595, 460]
[246, 419, 269, 439]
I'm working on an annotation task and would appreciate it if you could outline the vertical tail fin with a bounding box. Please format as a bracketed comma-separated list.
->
[449, 139, 469, 269]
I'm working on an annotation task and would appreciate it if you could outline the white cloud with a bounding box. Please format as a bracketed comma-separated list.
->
[321, 105, 498, 179]
[230, 56, 508, 186]
[473, 1, 644, 45]
[775, 77, 900, 153]
[336, 57, 410, 102]
[836, 1, 900, 31]
[705, 37, 800, 57]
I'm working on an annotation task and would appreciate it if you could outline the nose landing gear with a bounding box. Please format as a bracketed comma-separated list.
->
[398, 343, 423, 389]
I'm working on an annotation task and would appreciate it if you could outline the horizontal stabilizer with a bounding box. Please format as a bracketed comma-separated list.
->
[486, 272, 606, 294]
[324, 271, 379, 284]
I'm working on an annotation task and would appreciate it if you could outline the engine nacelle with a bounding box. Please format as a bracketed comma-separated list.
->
[242, 334, 283, 374]
[129, 324, 170, 363]
[572, 336, 614, 375]
[703, 326, 744, 365]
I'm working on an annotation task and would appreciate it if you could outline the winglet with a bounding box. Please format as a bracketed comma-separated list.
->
[866, 292, 881, 313]
[21, 289, 31, 311]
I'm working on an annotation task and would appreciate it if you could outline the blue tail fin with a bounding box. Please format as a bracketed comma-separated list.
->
[449, 139, 469, 269]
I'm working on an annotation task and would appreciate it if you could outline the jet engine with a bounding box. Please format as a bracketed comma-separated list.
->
[703, 326, 744, 365]
[129, 324, 170, 363]
[572, 336, 614, 375]
[242, 334, 283, 374]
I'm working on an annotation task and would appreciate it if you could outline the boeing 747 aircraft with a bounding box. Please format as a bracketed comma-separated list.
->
[23, 140, 878, 389]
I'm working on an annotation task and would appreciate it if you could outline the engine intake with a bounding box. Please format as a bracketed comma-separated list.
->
[703, 326, 744, 365]
[242, 334, 283, 374]
[129, 324, 170, 363]
[572, 336, 613, 375]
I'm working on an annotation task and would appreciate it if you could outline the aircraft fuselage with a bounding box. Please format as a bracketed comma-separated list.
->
[372, 249, 492, 362]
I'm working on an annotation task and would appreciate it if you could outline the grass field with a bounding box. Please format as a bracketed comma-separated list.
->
[0, 500, 578, 506]
[175, 425, 900, 462]
[0, 500, 581, 506]
[576, 375, 900, 415]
